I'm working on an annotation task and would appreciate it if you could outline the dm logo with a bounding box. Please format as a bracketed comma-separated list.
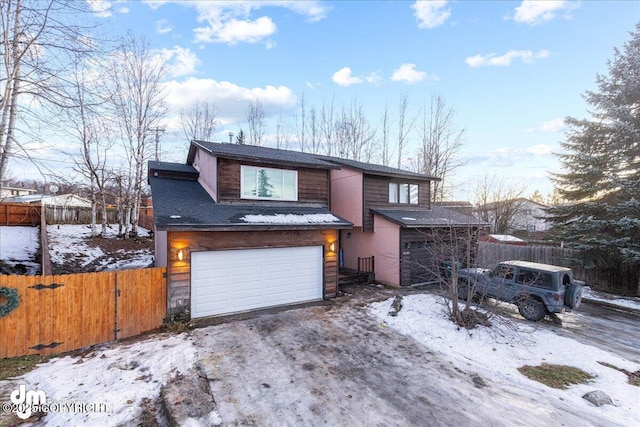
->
[10, 385, 47, 420]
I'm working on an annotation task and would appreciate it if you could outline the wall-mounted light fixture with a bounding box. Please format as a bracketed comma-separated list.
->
[177, 249, 185, 261]
[329, 242, 336, 252]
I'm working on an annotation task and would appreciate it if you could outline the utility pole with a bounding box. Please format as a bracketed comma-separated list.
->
[147, 127, 165, 161]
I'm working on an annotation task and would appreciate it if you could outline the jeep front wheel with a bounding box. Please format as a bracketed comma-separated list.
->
[518, 298, 547, 321]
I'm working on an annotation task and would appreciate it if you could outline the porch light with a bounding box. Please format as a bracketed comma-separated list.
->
[177, 249, 185, 261]
[329, 242, 336, 252]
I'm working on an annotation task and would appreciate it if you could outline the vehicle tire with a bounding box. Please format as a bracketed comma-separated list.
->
[518, 298, 547, 321]
[564, 284, 583, 309]
[458, 279, 470, 301]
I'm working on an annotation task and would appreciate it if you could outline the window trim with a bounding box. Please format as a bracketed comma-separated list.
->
[240, 165, 298, 201]
[388, 182, 419, 205]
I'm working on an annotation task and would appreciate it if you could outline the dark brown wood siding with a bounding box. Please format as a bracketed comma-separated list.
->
[400, 227, 480, 286]
[166, 229, 338, 316]
[217, 158, 329, 206]
[363, 175, 432, 232]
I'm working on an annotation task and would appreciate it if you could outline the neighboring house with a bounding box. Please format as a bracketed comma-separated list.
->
[479, 198, 551, 233]
[0, 186, 37, 198]
[7, 194, 91, 207]
[149, 141, 352, 319]
[479, 234, 527, 246]
[324, 157, 485, 286]
[150, 141, 486, 319]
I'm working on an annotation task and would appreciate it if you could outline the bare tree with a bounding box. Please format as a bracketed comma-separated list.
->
[334, 99, 376, 161]
[414, 95, 466, 202]
[274, 112, 293, 149]
[107, 33, 167, 238]
[0, 0, 94, 184]
[246, 100, 265, 146]
[379, 103, 393, 166]
[180, 101, 219, 143]
[396, 92, 417, 169]
[475, 175, 526, 234]
[296, 93, 307, 152]
[61, 58, 113, 236]
[320, 96, 336, 156]
[308, 106, 321, 154]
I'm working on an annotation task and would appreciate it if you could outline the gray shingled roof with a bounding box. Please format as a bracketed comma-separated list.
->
[191, 141, 338, 169]
[149, 176, 352, 231]
[371, 206, 486, 228]
[315, 155, 439, 181]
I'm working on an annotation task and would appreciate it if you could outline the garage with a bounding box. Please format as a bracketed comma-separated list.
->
[191, 246, 324, 318]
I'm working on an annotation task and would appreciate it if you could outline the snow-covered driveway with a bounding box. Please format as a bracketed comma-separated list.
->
[193, 287, 635, 426]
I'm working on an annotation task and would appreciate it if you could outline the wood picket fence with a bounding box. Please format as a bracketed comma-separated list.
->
[0, 267, 167, 359]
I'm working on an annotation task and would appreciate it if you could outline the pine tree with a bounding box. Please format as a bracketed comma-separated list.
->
[236, 129, 246, 145]
[548, 23, 640, 292]
[257, 169, 273, 197]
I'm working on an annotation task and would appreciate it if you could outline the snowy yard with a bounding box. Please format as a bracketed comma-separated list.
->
[47, 224, 153, 273]
[4, 290, 638, 426]
[0, 226, 40, 274]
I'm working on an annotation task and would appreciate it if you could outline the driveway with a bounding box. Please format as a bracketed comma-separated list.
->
[192, 285, 615, 426]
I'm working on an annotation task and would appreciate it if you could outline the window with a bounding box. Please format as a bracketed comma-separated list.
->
[241, 166, 297, 201]
[389, 183, 419, 204]
[517, 269, 553, 289]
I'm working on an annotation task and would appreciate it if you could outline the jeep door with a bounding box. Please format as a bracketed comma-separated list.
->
[489, 265, 516, 300]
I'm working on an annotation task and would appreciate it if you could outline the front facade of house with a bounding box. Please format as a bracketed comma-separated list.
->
[149, 141, 483, 319]
[326, 158, 484, 286]
[149, 142, 351, 319]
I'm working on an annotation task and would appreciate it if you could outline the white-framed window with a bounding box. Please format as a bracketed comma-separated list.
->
[241, 166, 298, 201]
[389, 183, 419, 205]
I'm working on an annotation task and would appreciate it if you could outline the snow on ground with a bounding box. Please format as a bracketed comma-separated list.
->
[369, 294, 640, 426]
[0, 226, 40, 274]
[47, 224, 153, 271]
[19, 334, 197, 426]
[583, 287, 640, 312]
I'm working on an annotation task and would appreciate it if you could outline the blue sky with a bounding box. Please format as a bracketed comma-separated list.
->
[13, 1, 640, 201]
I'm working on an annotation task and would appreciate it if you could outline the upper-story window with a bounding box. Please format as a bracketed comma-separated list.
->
[389, 183, 419, 204]
[241, 165, 297, 201]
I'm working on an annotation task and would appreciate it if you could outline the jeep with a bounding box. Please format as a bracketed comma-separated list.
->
[457, 260, 583, 321]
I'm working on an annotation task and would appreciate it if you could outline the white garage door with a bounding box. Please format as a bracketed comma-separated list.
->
[191, 246, 323, 318]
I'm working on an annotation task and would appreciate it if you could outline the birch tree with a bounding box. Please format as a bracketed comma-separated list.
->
[107, 33, 167, 238]
[180, 101, 219, 143]
[246, 99, 265, 146]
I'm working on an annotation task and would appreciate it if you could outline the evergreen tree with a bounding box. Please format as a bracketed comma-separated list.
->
[548, 23, 640, 292]
[257, 169, 273, 197]
[236, 129, 246, 145]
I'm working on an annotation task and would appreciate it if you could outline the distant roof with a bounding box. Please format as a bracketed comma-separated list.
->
[371, 206, 486, 228]
[316, 155, 439, 181]
[149, 172, 352, 231]
[488, 234, 525, 242]
[189, 141, 338, 170]
[148, 161, 198, 181]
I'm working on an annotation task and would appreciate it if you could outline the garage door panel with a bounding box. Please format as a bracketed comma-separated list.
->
[191, 246, 323, 318]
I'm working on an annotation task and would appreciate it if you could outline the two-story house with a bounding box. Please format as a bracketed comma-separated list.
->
[149, 141, 482, 319]
[149, 141, 352, 319]
[323, 157, 484, 286]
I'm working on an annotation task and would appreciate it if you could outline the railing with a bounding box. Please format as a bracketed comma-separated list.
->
[357, 256, 375, 274]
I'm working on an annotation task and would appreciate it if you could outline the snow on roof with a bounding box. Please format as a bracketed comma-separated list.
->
[239, 213, 341, 224]
[489, 234, 525, 242]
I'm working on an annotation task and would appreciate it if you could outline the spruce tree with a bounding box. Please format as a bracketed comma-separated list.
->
[548, 23, 640, 292]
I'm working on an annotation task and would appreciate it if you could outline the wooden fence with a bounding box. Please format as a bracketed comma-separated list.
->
[0, 203, 40, 226]
[478, 242, 639, 295]
[45, 205, 118, 225]
[0, 267, 167, 359]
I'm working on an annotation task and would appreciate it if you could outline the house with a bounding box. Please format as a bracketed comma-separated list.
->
[479, 234, 527, 246]
[149, 142, 352, 319]
[479, 198, 551, 234]
[149, 141, 483, 319]
[323, 157, 485, 286]
[0, 186, 37, 198]
[7, 194, 91, 208]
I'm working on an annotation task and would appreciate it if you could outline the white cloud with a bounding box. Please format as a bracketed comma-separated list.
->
[412, 0, 451, 29]
[463, 144, 558, 167]
[332, 67, 363, 87]
[156, 19, 174, 34]
[154, 46, 200, 78]
[117, 6, 129, 14]
[185, 1, 328, 45]
[391, 63, 436, 84]
[87, 0, 112, 17]
[465, 49, 550, 67]
[163, 77, 297, 129]
[513, 1, 579, 25]
[525, 118, 566, 133]
[364, 72, 382, 85]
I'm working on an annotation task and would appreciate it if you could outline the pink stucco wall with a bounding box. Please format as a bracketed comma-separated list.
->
[340, 216, 400, 286]
[192, 148, 218, 201]
[330, 167, 363, 227]
[155, 230, 167, 267]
